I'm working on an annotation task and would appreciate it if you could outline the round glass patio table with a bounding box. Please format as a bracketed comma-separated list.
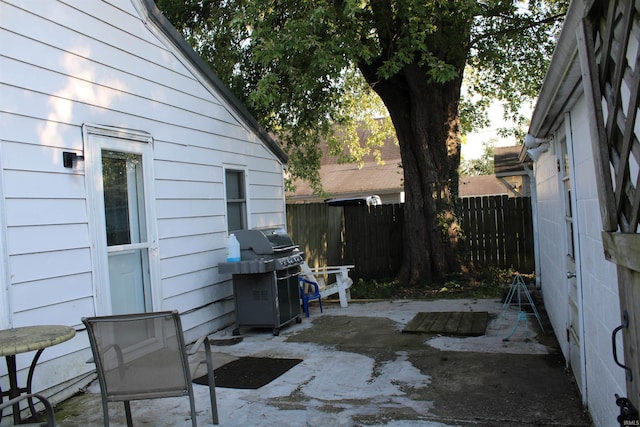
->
[0, 325, 76, 424]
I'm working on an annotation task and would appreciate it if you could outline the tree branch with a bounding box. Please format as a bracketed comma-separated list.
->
[470, 12, 566, 47]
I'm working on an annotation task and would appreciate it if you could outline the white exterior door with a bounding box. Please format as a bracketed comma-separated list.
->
[85, 126, 159, 315]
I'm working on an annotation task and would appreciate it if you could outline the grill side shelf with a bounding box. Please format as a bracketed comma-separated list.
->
[219, 260, 276, 274]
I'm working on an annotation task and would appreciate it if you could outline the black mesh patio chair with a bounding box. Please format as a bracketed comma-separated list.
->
[82, 310, 218, 427]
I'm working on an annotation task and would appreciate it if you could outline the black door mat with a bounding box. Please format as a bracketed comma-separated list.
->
[193, 357, 303, 389]
[402, 311, 489, 336]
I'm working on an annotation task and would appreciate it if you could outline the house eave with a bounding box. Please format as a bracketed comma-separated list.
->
[495, 170, 528, 178]
[137, 0, 288, 165]
[528, 0, 588, 140]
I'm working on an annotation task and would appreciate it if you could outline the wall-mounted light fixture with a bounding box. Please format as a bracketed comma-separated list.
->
[524, 134, 551, 162]
[63, 151, 85, 168]
[524, 134, 551, 149]
[526, 145, 549, 162]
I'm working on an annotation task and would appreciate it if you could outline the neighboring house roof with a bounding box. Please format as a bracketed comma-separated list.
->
[288, 135, 529, 201]
[140, 0, 288, 164]
[459, 175, 509, 197]
[289, 159, 404, 202]
[287, 132, 404, 202]
[494, 146, 527, 176]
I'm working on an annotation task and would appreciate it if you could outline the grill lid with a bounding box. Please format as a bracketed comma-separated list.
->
[262, 228, 296, 250]
[234, 228, 297, 255]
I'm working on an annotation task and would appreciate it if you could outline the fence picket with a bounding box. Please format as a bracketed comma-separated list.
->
[496, 196, 506, 268]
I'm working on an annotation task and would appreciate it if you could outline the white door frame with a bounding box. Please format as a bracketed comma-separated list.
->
[83, 124, 160, 315]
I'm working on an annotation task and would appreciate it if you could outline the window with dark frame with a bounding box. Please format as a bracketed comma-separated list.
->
[225, 169, 247, 232]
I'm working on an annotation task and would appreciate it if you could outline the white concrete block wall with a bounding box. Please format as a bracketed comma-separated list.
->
[534, 147, 570, 359]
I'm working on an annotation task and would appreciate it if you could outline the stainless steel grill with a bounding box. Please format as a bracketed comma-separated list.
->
[219, 228, 304, 336]
[220, 228, 305, 274]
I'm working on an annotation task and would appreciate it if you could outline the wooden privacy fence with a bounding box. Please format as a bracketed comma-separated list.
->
[286, 203, 403, 280]
[459, 196, 534, 273]
[286, 195, 534, 281]
[342, 204, 404, 279]
[286, 203, 343, 268]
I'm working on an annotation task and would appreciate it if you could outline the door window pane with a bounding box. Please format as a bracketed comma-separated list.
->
[102, 151, 145, 246]
[108, 249, 150, 315]
[103, 155, 130, 245]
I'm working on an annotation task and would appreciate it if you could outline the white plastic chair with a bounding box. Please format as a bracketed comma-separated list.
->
[300, 262, 355, 307]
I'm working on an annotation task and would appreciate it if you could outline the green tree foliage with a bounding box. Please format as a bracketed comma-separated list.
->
[157, 0, 568, 284]
[460, 140, 495, 176]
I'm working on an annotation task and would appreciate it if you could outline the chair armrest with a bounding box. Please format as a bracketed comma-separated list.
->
[187, 335, 209, 356]
[299, 277, 320, 295]
[187, 336, 211, 377]
[309, 265, 355, 273]
[0, 393, 56, 426]
[310, 266, 354, 282]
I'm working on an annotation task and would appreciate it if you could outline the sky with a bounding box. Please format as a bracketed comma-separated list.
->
[462, 103, 531, 160]
[461, 101, 533, 160]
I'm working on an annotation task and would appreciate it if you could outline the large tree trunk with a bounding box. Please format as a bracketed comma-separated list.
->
[355, 1, 470, 285]
[359, 63, 464, 284]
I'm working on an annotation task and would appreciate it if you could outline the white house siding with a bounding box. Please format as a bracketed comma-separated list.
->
[1, 0, 286, 401]
[533, 95, 626, 426]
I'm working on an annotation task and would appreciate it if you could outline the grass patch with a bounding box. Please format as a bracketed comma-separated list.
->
[350, 267, 534, 300]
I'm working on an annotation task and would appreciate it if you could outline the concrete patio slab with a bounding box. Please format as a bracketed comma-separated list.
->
[53, 298, 592, 427]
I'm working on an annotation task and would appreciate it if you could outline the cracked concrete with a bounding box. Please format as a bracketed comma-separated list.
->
[53, 298, 592, 426]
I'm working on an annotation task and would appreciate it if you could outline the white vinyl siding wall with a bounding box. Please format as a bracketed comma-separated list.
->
[0, 0, 286, 398]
